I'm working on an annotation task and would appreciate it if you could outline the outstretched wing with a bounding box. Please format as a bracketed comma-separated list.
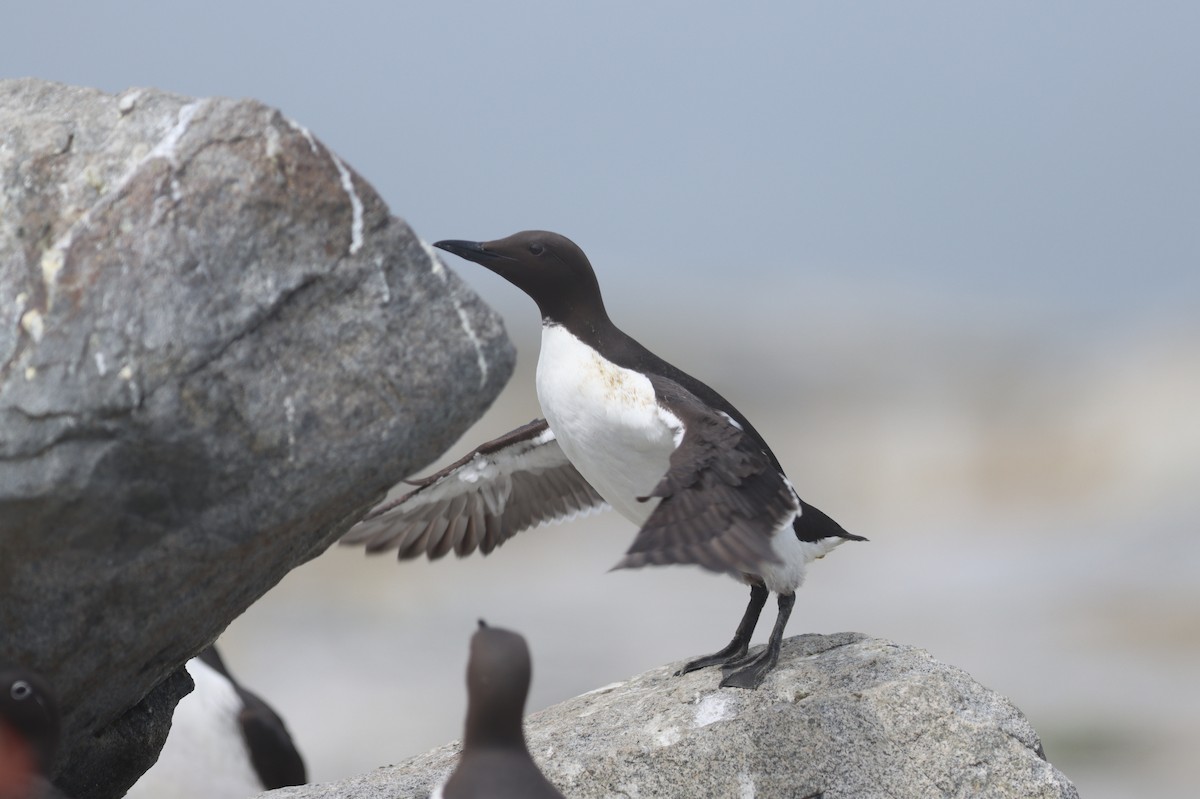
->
[341, 419, 608, 560]
[613, 376, 798, 577]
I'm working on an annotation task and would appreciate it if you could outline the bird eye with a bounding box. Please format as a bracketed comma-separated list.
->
[10, 681, 32, 701]
[529, 243, 545, 256]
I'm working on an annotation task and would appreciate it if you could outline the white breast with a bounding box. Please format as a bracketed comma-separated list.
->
[536, 325, 679, 523]
[124, 658, 263, 799]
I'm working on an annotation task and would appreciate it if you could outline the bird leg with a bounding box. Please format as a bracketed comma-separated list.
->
[720, 591, 795, 689]
[675, 584, 769, 676]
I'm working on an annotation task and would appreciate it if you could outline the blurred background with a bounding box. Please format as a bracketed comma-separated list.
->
[6, 2, 1197, 797]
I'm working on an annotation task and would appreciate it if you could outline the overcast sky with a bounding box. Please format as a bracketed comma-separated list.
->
[5, 1, 1197, 329]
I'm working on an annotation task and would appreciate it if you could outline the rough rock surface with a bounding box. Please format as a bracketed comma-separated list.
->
[0, 78, 514, 797]
[261, 634, 1079, 799]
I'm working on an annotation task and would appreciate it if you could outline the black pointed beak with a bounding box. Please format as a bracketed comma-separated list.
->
[433, 239, 514, 265]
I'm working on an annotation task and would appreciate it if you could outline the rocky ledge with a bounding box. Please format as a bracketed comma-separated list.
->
[261, 633, 1079, 799]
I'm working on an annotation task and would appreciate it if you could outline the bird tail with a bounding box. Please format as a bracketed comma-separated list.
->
[795, 499, 868, 543]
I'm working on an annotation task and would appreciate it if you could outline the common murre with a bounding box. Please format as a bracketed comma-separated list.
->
[433, 622, 565, 799]
[124, 645, 305, 799]
[343, 230, 866, 689]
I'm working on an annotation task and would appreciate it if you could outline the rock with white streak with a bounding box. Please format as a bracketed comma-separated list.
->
[0, 78, 514, 798]
[260, 634, 1080, 799]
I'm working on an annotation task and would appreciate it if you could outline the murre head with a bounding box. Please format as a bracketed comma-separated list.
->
[462, 620, 531, 748]
[434, 231, 608, 327]
[0, 663, 61, 779]
[439, 622, 566, 799]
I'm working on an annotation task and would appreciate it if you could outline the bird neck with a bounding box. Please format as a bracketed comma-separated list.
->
[533, 271, 612, 336]
[463, 695, 528, 750]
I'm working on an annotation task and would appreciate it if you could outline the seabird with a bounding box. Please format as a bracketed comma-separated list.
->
[0, 663, 63, 799]
[433, 621, 565, 799]
[125, 645, 305, 798]
[343, 230, 866, 689]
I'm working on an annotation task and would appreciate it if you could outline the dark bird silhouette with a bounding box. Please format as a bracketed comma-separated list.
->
[434, 622, 566, 799]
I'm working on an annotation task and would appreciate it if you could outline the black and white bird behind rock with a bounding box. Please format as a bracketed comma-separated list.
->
[124, 645, 306, 799]
[432, 622, 566, 799]
[342, 230, 866, 689]
[0, 663, 64, 799]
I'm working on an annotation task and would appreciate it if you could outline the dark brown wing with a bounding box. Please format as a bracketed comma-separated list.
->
[238, 691, 307, 788]
[341, 420, 608, 560]
[613, 377, 798, 576]
[195, 646, 306, 788]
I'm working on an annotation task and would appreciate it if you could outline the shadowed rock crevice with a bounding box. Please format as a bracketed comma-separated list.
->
[0, 78, 515, 798]
[261, 634, 1079, 799]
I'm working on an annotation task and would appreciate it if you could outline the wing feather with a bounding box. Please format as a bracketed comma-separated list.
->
[342, 419, 608, 561]
[613, 376, 799, 577]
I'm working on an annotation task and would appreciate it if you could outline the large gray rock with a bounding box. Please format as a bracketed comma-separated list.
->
[262, 634, 1079, 799]
[0, 78, 514, 797]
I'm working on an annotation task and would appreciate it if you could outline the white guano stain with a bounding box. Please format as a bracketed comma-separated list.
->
[653, 725, 682, 747]
[94, 352, 108, 377]
[284, 396, 297, 462]
[373, 254, 390, 304]
[147, 101, 202, 165]
[40, 249, 64, 294]
[20, 309, 44, 343]
[284, 117, 364, 256]
[117, 89, 143, 114]
[264, 121, 282, 158]
[118, 363, 141, 405]
[694, 693, 733, 727]
[422, 239, 489, 389]
[285, 118, 320, 154]
[329, 153, 364, 255]
[738, 772, 756, 799]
